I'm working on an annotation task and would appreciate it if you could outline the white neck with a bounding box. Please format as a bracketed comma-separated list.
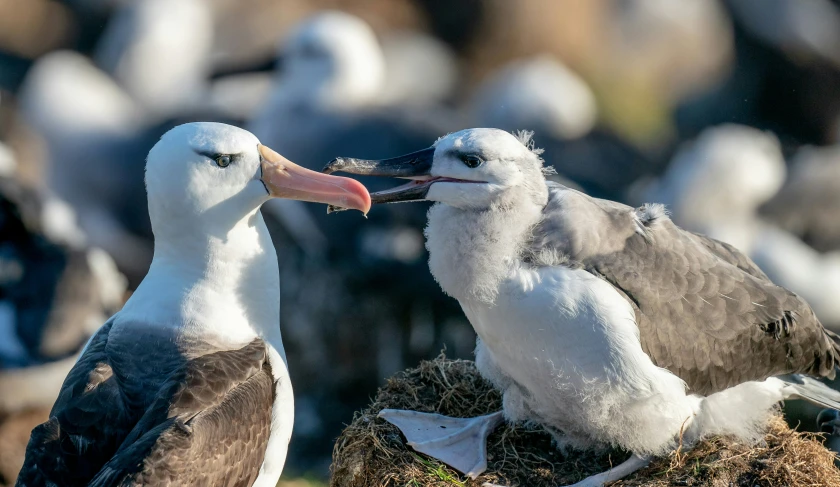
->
[118, 209, 282, 350]
[426, 200, 544, 304]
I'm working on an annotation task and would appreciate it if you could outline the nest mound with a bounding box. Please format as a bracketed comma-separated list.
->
[331, 354, 840, 487]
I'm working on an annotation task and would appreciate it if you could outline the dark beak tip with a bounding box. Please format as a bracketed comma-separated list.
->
[322, 157, 345, 174]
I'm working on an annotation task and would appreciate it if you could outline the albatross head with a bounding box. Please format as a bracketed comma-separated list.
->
[274, 11, 385, 110]
[323, 128, 551, 211]
[146, 122, 370, 237]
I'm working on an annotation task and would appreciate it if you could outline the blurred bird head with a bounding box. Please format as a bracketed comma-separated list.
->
[145, 122, 370, 239]
[645, 124, 785, 224]
[273, 11, 385, 110]
[471, 56, 597, 140]
[94, 0, 214, 117]
[323, 128, 551, 212]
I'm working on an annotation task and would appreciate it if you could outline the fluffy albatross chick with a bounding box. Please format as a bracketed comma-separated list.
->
[16, 122, 370, 486]
[324, 128, 840, 487]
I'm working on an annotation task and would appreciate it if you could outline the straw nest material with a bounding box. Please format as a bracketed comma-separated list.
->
[331, 354, 840, 487]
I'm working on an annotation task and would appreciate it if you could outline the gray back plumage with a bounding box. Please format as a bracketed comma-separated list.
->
[527, 182, 840, 395]
[16, 320, 275, 486]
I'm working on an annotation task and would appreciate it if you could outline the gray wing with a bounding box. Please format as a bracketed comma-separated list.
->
[89, 339, 275, 487]
[691, 232, 770, 281]
[528, 183, 840, 396]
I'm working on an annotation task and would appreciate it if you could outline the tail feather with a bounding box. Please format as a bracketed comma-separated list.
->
[780, 374, 840, 410]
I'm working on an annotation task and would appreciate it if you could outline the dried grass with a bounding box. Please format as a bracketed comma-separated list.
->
[331, 354, 840, 487]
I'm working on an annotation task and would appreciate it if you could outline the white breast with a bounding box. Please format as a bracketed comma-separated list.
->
[460, 265, 698, 455]
[253, 339, 294, 487]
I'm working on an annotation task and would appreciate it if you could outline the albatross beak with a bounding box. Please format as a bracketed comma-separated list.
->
[259, 144, 371, 214]
[321, 147, 435, 212]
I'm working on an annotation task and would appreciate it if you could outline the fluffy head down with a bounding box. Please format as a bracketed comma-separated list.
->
[634, 202, 670, 228]
[424, 128, 553, 303]
[426, 128, 551, 211]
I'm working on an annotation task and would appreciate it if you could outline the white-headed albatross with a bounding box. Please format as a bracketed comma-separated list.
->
[323, 128, 840, 487]
[16, 122, 370, 486]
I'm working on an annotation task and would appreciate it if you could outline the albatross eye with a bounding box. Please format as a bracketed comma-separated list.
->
[461, 154, 484, 169]
[215, 155, 232, 168]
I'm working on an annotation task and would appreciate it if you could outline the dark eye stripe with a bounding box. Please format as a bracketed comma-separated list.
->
[193, 150, 240, 167]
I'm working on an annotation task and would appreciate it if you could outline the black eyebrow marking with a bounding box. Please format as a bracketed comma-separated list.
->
[193, 150, 243, 162]
[447, 149, 486, 164]
[193, 149, 220, 159]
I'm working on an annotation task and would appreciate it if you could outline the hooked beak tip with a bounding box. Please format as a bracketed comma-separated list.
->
[259, 144, 371, 214]
[322, 156, 358, 175]
[322, 158, 342, 174]
[355, 184, 372, 215]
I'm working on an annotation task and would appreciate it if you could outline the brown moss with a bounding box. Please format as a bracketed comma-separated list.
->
[331, 354, 840, 487]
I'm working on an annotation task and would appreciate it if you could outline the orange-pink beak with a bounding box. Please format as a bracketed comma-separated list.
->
[259, 144, 371, 214]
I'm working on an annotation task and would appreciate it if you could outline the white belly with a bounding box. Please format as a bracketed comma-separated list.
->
[460, 265, 697, 455]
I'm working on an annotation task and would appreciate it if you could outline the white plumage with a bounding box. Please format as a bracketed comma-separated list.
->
[17, 122, 370, 485]
[326, 127, 840, 487]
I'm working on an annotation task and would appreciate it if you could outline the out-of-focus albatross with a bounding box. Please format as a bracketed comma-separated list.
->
[16, 122, 370, 486]
[324, 128, 840, 487]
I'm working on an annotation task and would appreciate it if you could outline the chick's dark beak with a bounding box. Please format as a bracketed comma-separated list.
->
[322, 147, 435, 212]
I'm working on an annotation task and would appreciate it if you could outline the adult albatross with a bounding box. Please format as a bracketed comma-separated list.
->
[16, 122, 370, 486]
[324, 128, 840, 487]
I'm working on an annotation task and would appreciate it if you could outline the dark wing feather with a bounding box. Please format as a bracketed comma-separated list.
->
[17, 327, 275, 487]
[89, 339, 275, 487]
[16, 320, 132, 486]
[529, 183, 840, 395]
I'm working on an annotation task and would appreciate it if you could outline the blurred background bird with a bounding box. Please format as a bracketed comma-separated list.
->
[3, 0, 840, 485]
